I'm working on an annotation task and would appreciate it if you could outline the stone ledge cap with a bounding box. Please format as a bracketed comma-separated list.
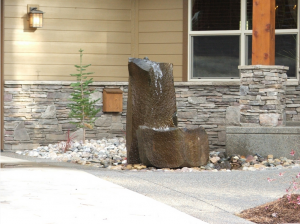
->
[238, 65, 289, 70]
[175, 80, 240, 86]
[5, 80, 242, 86]
[4, 81, 129, 86]
[226, 126, 300, 134]
[6, 79, 298, 86]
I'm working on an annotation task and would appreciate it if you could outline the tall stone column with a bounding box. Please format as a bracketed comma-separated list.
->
[239, 65, 288, 127]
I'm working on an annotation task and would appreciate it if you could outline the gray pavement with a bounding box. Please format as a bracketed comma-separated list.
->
[2, 152, 300, 224]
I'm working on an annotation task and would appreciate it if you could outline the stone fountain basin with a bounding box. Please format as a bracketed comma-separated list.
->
[137, 126, 209, 169]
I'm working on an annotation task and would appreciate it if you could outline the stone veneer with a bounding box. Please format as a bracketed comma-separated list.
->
[239, 65, 288, 126]
[4, 79, 300, 152]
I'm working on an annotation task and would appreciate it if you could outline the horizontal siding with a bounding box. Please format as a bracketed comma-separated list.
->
[5, 6, 131, 21]
[139, 9, 183, 21]
[5, 64, 181, 82]
[139, 21, 182, 32]
[139, 55, 182, 65]
[5, 41, 130, 54]
[4, 0, 132, 81]
[139, 44, 182, 55]
[5, 0, 131, 9]
[4, 64, 129, 81]
[5, 53, 130, 66]
[174, 66, 183, 81]
[4, 0, 184, 81]
[6, 18, 131, 32]
[138, 0, 183, 81]
[5, 30, 131, 43]
[139, 32, 182, 43]
[139, 0, 183, 9]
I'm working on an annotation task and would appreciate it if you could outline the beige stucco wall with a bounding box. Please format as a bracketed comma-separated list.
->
[4, 0, 184, 82]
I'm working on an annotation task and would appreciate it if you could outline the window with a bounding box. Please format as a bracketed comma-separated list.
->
[189, 0, 299, 80]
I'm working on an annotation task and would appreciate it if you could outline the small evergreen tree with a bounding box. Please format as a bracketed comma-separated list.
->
[68, 49, 101, 142]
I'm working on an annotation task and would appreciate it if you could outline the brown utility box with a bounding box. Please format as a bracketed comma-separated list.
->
[103, 88, 123, 112]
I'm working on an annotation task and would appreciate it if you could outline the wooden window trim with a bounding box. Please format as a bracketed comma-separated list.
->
[182, 0, 188, 82]
[186, 0, 299, 81]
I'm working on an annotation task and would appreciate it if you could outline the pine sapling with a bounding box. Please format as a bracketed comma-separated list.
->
[68, 49, 101, 142]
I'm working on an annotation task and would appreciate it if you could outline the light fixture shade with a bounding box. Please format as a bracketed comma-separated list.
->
[29, 8, 44, 28]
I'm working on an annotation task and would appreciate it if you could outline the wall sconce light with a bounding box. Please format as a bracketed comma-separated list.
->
[27, 5, 44, 28]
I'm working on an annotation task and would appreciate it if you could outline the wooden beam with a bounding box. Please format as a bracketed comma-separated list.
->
[252, 0, 275, 65]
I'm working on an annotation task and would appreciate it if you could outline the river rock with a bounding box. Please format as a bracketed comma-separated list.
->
[254, 164, 266, 169]
[210, 156, 220, 164]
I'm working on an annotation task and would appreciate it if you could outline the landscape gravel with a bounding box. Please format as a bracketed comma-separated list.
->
[15, 137, 300, 172]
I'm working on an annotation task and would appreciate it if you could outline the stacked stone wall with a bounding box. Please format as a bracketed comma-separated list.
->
[4, 82, 128, 151]
[4, 81, 300, 152]
[285, 85, 300, 122]
[239, 65, 288, 126]
[175, 85, 240, 150]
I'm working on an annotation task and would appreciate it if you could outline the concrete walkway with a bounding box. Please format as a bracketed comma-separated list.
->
[1, 153, 300, 224]
[0, 156, 207, 224]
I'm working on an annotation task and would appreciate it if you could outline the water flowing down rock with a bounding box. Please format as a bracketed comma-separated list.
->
[126, 57, 209, 168]
[126, 58, 177, 164]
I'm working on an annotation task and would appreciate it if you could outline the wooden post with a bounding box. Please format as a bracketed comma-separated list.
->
[252, 0, 275, 65]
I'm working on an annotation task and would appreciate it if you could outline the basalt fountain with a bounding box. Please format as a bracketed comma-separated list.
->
[126, 57, 209, 168]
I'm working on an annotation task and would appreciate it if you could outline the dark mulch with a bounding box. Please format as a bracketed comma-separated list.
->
[238, 194, 300, 224]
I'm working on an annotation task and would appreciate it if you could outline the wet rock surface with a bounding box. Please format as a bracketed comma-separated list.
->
[137, 127, 185, 168]
[127, 58, 177, 164]
[137, 126, 209, 168]
[127, 57, 210, 168]
[15, 137, 300, 172]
